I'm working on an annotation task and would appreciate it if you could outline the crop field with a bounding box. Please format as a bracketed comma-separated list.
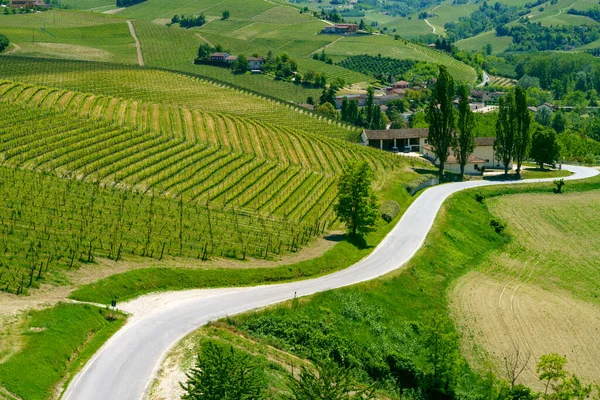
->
[451, 191, 600, 388]
[455, 30, 514, 54]
[325, 35, 477, 82]
[0, 57, 359, 140]
[488, 76, 516, 87]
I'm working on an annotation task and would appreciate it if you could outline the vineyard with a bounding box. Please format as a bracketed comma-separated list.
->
[337, 55, 417, 79]
[0, 80, 406, 294]
[0, 166, 322, 295]
[0, 57, 360, 141]
[488, 76, 516, 87]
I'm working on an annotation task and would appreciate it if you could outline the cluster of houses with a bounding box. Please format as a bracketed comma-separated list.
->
[361, 128, 512, 175]
[7, 0, 48, 8]
[334, 81, 427, 109]
[206, 52, 265, 71]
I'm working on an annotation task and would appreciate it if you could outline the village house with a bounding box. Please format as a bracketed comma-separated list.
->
[335, 94, 367, 108]
[470, 89, 505, 103]
[322, 24, 359, 34]
[361, 128, 429, 152]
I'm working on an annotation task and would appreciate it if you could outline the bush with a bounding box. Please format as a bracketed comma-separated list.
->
[490, 219, 505, 234]
[0, 33, 9, 53]
[380, 200, 400, 222]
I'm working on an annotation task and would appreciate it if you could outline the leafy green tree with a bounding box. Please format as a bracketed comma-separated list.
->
[315, 102, 337, 119]
[536, 353, 592, 399]
[530, 126, 560, 169]
[420, 313, 458, 394]
[319, 85, 337, 107]
[495, 94, 516, 175]
[427, 65, 455, 179]
[233, 55, 248, 74]
[334, 161, 379, 237]
[286, 359, 374, 400]
[0, 34, 8, 53]
[181, 342, 265, 400]
[197, 43, 214, 59]
[513, 86, 532, 176]
[221, 10, 230, 20]
[552, 111, 567, 133]
[535, 105, 553, 127]
[453, 84, 476, 179]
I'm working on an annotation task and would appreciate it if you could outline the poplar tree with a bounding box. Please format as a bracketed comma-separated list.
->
[453, 84, 476, 179]
[427, 66, 455, 180]
[495, 93, 516, 176]
[513, 86, 532, 176]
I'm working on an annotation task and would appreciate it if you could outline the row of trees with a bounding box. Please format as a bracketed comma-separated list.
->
[428, 66, 561, 179]
[172, 13, 206, 28]
[339, 87, 386, 130]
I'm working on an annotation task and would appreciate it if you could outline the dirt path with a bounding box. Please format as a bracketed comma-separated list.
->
[3, 43, 21, 55]
[424, 19, 436, 34]
[127, 20, 144, 67]
[309, 36, 344, 56]
[103, 7, 125, 14]
[195, 33, 214, 47]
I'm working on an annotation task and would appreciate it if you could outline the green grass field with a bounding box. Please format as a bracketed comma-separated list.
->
[0, 304, 125, 400]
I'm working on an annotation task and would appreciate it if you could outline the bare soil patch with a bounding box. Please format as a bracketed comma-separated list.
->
[451, 272, 600, 389]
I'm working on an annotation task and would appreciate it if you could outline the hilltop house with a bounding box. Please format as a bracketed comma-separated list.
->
[247, 56, 265, 70]
[423, 145, 487, 175]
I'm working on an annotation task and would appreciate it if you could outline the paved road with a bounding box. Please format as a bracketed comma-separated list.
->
[478, 70, 490, 87]
[64, 165, 599, 400]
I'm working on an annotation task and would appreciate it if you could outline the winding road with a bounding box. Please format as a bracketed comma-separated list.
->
[63, 165, 599, 400]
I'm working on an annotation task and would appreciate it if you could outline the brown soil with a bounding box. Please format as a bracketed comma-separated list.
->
[451, 272, 600, 389]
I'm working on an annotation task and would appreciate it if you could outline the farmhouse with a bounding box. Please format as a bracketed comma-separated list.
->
[247, 56, 265, 70]
[322, 24, 359, 34]
[423, 145, 487, 175]
[209, 52, 230, 61]
[361, 128, 428, 152]
[9, 0, 48, 7]
[363, 128, 513, 173]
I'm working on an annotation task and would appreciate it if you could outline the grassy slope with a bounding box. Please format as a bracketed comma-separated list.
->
[69, 168, 431, 304]
[0, 304, 125, 400]
[0, 11, 136, 64]
[206, 175, 600, 394]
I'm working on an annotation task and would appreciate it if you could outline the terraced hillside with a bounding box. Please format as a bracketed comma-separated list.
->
[0, 57, 359, 141]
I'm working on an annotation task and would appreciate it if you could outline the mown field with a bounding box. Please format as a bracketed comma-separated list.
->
[452, 190, 600, 389]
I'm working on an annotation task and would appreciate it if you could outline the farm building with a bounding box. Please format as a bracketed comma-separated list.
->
[364, 129, 512, 172]
[423, 145, 487, 175]
[322, 24, 358, 34]
[209, 52, 230, 61]
[335, 94, 367, 108]
[361, 128, 428, 152]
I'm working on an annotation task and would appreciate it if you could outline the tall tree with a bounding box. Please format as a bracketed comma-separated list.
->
[530, 126, 561, 169]
[233, 55, 248, 74]
[495, 94, 516, 175]
[513, 86, 532, 176]
[181, 342, 264, 400]
[453, 84, 476, 179]
[334, 161, 379, 237]
[427, 66, 455, 179]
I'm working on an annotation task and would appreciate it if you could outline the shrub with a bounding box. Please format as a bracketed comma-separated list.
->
[490, 219, 505, 234]
[0, 33, 9, 53]
[475, 193, 485, 203]
[553, 178, 565, 194]
[380, 200, 400, 222]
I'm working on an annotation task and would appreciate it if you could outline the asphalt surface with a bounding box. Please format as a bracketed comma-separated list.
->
[64, 165, 599, 400]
